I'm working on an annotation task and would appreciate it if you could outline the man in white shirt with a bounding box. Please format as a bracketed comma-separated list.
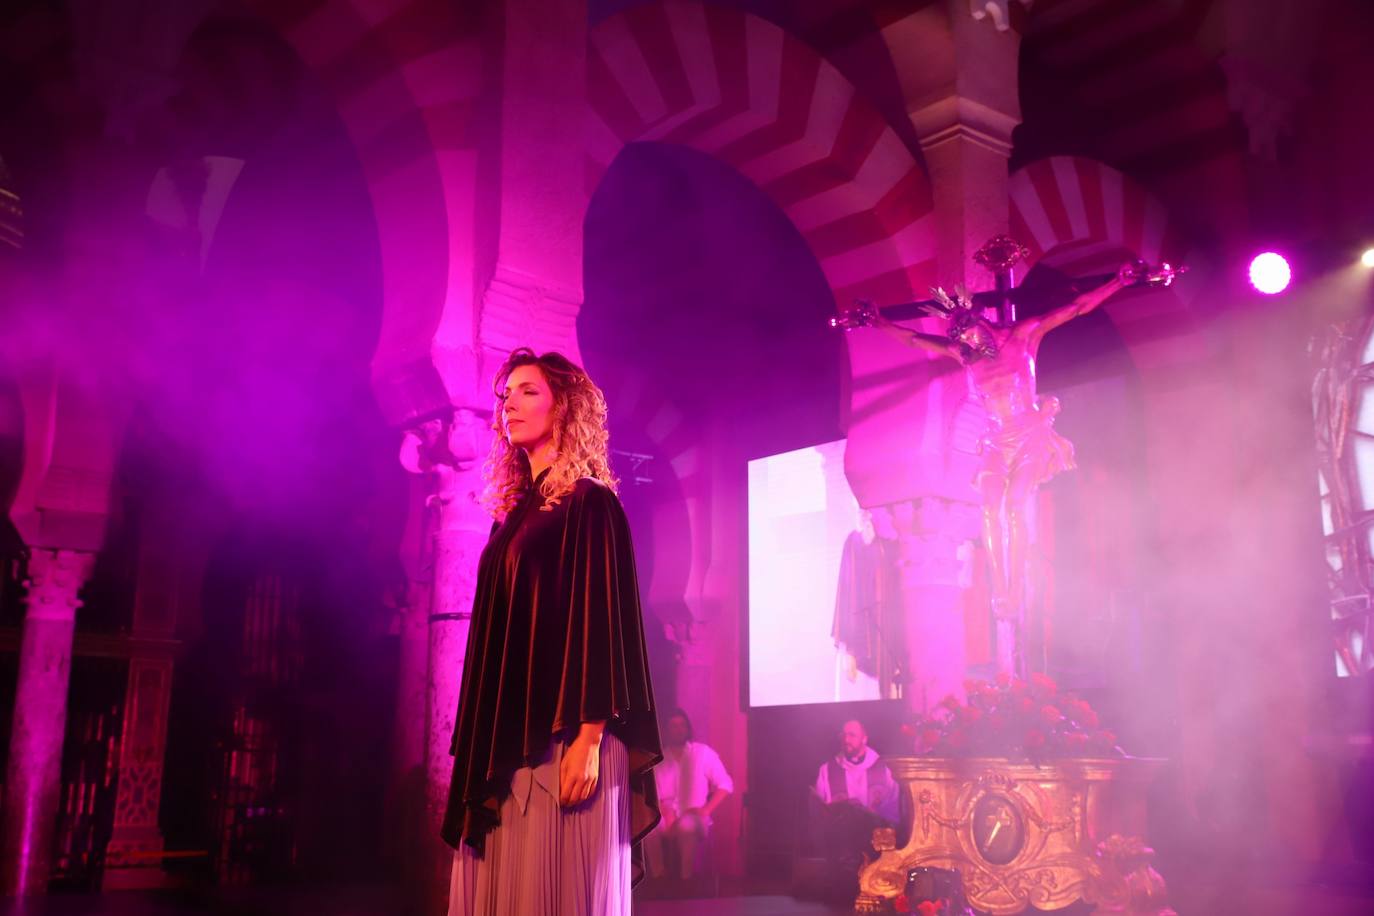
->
[645, 709, 733, 882]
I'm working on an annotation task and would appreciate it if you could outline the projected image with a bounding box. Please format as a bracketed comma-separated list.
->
[748, 440, 904, 707]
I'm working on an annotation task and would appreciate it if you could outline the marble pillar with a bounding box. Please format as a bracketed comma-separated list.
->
[387, 574, 431, 877]
[897, 2, 1023, 301]
[474, 0, 587, 377]
[101, 659, 175, 889]
[0, 548, 96, 897]
[102, 523, 189, 890]
[399, 409, 491, 914]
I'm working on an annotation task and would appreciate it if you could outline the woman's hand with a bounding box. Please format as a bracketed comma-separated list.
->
[559, 721, 605, 807]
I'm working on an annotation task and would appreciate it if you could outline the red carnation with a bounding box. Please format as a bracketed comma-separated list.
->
[996, 671, 1012, 687]
[1024, 729, 1047, 749]
[1041, 705, 1064, 724]
[1017, 696, 1036, 714]
[894, 893, 911, 913]
[919, 728, 943, 750]
[917, 902, 947, 916]
[1063, 733, 1089, 751]
[1030, 672, 1058, 696]
[947, 729, 969, 750]
[963, 706, 984, 723]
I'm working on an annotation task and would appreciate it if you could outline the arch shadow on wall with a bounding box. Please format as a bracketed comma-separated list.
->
[579, 139, 844, 711]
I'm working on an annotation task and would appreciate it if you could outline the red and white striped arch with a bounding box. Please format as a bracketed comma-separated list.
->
[586, 0, 938, 307]
[243, 0, 484, 406]
[1011, 156, 1189, 271]
[1010, 155, 1202, 371]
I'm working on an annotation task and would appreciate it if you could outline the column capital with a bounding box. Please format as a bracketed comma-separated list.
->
[399, 409, 490, 472]
[23, 549, 96, 622]
[880, 1, 1024, 140]
[911, 95, 1020, 158]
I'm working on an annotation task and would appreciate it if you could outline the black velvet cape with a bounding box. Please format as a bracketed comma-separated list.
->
[441, 471, 662, 881]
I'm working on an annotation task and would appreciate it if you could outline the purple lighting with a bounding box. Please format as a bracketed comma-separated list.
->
[1248, 252, 1292, 295]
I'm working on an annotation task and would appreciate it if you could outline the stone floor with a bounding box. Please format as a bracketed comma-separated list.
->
[0, 887, 848, 916]
[2, 871, 1372, 915]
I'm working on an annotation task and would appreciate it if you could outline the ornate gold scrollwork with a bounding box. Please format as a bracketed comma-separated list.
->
[1082, 835, 1177, 915]
[975, 772, 1019, 792]
[858, 758, 1171, 915]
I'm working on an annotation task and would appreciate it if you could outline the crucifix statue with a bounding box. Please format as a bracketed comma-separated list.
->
[833, 236, 1182, 678]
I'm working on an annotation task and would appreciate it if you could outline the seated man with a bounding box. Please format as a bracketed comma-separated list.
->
[810, 719, 898, 892]
[645, 708, 733, 885]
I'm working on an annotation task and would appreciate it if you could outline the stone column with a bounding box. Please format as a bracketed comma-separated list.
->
[101, 659, 174, 889]
[399, 3, 588, 907]
[472, 0, 588, 383]
[889, 1, 1024, 293]
[385, 572, 431, 879]
[401, 410, 491, 915]
[0, 548, 96, 897]
[103, 525, 186, 889]
[425, 471, 488, 835]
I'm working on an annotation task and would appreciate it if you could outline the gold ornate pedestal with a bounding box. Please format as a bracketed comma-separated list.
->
[857, 757, 1174, 915]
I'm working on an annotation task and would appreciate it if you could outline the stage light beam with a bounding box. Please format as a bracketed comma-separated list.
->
[1249, 252, 1292, 295]
[1361, 248, 1374, 269]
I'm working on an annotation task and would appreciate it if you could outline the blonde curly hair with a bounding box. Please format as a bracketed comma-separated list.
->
[482, 348, 619, 519]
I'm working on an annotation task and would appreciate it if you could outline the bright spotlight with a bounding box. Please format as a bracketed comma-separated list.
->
[1361, 248, 1374, 269]
[1248, 252, 1291, 295]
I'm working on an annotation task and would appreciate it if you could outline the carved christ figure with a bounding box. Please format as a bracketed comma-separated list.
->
[862, 266, 1134, 676]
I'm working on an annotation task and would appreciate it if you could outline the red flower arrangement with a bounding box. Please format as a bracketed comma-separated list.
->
[892, 893, 950, 914]
[899, 674, 1123, 763]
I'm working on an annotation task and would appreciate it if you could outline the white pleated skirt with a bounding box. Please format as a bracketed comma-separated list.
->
[448, 732, 632, 916]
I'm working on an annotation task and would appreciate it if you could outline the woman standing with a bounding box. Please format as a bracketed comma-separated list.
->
[442, 348, 661, 915]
